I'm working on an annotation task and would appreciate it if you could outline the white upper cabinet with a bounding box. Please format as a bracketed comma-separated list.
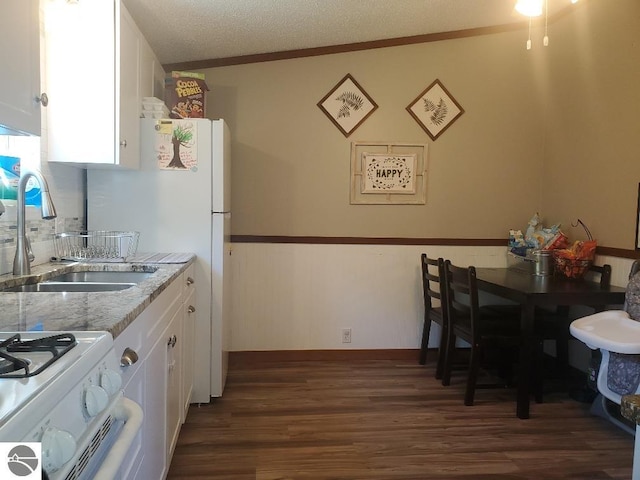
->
[45, 0, 162, 168]
[0, 0, 43, 136]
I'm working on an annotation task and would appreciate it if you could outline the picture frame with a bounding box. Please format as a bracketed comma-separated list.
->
[636, 183, 640, 249]
[362, 153, 416, 194]
[317, 74, 378, 137]
[406, 79, 464, 141]
[350, 141, 428, 205]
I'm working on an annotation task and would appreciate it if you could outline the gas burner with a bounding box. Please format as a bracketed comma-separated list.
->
[0, 358, 26, 375]
[0, 333, 77, 378]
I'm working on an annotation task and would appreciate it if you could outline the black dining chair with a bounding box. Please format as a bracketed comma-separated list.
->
[419, 254, 448, 379]
[441, 260, 543, 406]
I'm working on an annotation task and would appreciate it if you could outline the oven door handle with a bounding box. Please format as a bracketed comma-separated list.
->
[92, 396, 143, 480]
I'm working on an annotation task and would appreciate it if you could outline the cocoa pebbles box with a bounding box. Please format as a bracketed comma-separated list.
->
[165, 71, 209, 118]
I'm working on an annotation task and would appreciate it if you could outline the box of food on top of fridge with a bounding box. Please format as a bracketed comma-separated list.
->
[165, 71, 209, 119]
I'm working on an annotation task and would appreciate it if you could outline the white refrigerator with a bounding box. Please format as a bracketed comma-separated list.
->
[87, 118, 231, 402]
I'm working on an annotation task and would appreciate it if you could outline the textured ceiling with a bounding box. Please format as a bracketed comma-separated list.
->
[122, 0, 570, 66]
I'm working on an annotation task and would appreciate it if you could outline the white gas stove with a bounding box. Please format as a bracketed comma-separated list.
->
[0, 331, 142, 480]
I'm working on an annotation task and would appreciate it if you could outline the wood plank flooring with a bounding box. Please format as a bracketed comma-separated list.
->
[167, 353, 634, 479]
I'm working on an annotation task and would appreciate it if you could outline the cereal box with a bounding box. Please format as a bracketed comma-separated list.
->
[165, 71, 209, 118]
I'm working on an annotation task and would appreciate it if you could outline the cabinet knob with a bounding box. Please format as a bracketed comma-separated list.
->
[120, 139, 128, 148]
[167, 335, 177, 348]
[186, 276, 194, 286]
[36, 92, 48, 107]
[120, 347, 139, 367]
[188, 305, 196, 313]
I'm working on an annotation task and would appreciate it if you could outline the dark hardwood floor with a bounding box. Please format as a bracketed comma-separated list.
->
[168, 352, 634, 479]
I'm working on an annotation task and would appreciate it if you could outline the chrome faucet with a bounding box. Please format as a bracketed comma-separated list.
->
[13, 170, 57, 276]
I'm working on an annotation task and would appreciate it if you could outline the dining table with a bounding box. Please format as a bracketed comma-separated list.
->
[474, 267, 627, 419]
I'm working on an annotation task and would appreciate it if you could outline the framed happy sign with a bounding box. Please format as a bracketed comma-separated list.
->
[350, 141, 428, 205]
[362, 154, 416, 194]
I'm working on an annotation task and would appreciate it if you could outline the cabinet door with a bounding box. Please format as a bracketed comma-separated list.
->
[113, 319, 145, 479]
[45, 0, 116, 164]
[118, 3, 140, 169]
[0, 0, 41, 135]
[166, 304, 184, 462]
[142, 325, 170, 480]
[182, 287, 196, 422]
[46, 0, 141, 168]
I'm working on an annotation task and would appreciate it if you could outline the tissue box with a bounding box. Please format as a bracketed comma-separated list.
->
[0, 155, 41, 207]
[164, 71, 209, 119]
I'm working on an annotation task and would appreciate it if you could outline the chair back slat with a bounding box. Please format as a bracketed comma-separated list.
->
[419, 254, 448, 370]
[444, 260, 481, 341]
[586, 263, 612, 287]
[421, 254, 445, 310]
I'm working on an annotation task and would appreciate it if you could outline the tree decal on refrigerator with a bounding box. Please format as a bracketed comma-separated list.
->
[167, 124, 194, 169]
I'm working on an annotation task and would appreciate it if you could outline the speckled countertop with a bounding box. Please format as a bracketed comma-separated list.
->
[0, 256, 194, 338]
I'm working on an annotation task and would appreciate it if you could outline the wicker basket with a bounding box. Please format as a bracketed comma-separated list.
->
[53, 231, 139, 261]
[553, 256, 592, 280]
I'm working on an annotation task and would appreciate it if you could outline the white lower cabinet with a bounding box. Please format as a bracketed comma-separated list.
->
[165, 304, 183, 463]
[112, 267, 195, 480]
[182, 287, 196, 422]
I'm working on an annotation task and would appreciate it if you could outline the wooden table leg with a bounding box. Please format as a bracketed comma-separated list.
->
[517, 302, 535, 419]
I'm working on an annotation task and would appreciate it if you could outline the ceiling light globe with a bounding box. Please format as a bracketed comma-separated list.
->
[515, 0, 544, 17]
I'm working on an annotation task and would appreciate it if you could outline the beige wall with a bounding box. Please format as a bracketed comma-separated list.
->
[201, 29, 545, 239]
[540, 0, 640, 249]
[199, 0, 639, 249]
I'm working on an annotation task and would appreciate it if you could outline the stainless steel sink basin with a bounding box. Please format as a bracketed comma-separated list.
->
[0, 269, 157, 293]
[3, 282, 136, 293]
[46, 271, 155, 283]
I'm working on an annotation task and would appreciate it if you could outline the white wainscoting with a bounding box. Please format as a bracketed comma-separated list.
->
[230, 243, 510, 352]
[229, 244, 635, 353]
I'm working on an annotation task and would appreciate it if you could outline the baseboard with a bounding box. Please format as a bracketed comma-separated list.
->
[229, 348, 422, 365]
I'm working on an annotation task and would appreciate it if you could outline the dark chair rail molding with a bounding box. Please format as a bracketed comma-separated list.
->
[231, 235, 506, 246]
[230, 235, 640, 260]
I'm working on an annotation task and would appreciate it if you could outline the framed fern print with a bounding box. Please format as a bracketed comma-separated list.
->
[406, 79, 464, 141]
[317, 74, 378, 137]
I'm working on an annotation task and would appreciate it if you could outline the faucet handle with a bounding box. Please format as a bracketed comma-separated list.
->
[25, 236, 34, 263]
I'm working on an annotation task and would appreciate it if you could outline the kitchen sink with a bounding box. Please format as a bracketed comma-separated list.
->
[46, 271, 155, 283]
[0, 269, 157, 293]
[3, 282, 136, 293]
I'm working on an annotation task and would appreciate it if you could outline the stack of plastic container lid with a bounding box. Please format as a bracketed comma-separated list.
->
[141, 97, 170, 118]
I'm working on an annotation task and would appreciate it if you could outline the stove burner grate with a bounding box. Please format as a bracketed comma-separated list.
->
[0, 358, 28, 375]
[0, 333, 77, 378]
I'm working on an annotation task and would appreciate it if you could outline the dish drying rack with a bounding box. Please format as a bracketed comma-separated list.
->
[53, 231, 139, 261]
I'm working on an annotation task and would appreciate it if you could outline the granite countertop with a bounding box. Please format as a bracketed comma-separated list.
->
[0, 256, 194, 338]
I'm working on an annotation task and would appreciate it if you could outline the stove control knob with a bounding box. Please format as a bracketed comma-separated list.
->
[100, 369, 122, 396]
[41, 427, 76, 472]
[84, 385, 109, 417]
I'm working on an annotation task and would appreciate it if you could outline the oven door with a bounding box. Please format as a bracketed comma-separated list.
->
[49, 394, 142, 480]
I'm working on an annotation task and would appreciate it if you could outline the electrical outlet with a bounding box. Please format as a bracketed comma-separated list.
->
[342, 328, 352, 343]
